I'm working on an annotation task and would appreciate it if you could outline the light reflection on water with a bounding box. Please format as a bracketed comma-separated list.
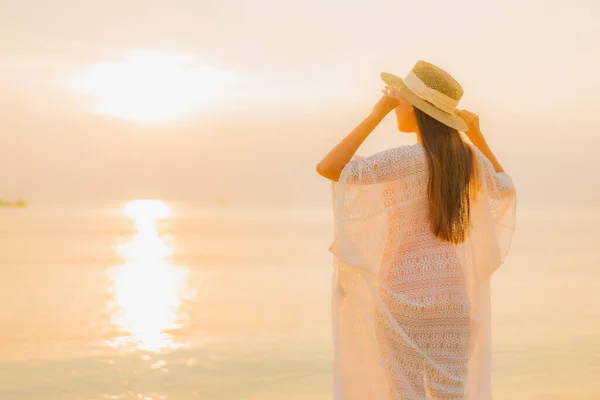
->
[108, 200, 190, 352]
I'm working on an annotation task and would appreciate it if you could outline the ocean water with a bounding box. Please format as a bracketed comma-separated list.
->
[0, 203, 599, 400]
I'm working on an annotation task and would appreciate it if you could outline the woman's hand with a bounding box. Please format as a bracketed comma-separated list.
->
[457, 109, 485, 145]
[372, 86, 401, 117]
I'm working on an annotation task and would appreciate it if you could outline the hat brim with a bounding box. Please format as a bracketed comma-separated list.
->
[381, 72, 468, 132]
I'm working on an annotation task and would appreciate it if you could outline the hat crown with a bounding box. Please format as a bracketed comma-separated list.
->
[412, 61, 463, 102]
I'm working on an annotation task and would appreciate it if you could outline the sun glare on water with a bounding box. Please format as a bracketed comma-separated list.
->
[72, 51, 238, 123]
[109, 200, 189, 352]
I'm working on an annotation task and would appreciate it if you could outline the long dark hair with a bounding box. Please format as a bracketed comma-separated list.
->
[414, 108, 479, 244]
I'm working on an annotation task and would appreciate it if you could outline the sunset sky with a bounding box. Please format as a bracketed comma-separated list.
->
[1, 0, 598, 209]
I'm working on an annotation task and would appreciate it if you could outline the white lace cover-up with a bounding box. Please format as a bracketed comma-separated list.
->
[330, 143, 516, 400]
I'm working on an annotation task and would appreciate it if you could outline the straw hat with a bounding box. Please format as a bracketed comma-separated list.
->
[381, 60, 468, 132]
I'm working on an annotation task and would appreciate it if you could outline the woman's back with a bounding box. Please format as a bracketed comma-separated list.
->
[377, 144, 477, 399]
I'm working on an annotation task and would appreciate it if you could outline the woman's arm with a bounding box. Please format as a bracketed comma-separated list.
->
[457, 109, 505, 173]
[316, 91, 399, 182]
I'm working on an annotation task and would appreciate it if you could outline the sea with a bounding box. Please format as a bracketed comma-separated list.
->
[0, 201, 599, 400]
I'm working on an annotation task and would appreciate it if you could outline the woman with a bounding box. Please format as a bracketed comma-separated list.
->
[317, 61, 516, 400]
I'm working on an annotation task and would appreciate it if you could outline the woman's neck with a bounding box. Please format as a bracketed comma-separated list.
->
[415, 130, 422, 143]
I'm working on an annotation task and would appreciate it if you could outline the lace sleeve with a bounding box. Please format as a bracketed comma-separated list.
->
[485, 166, 515, 201]
[472, 146, 517, 265]
[470, 146, 516, 200]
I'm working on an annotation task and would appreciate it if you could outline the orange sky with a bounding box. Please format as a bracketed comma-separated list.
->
[0, 0, 599, 208]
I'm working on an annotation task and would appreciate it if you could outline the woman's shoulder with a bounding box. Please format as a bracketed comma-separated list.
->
[371, 143, 427, 167]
